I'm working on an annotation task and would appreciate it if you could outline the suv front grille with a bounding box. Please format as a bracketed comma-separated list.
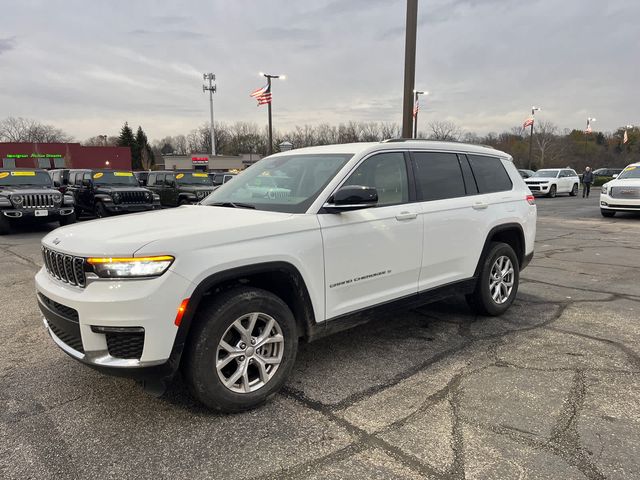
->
[610, 186, 640, 199]
[22, 193, 57, 208]
[42, 246, 86, 287]
[106, 332, 145, 359]
[121, 191, 149, 204]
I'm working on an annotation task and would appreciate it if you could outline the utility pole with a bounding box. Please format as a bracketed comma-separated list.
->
[202, 73, 217, 156]
[527, 106, 540, 170]
[402, 0, 418, 139]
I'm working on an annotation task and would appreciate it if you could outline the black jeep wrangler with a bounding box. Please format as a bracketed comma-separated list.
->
[67, 169, 160, 218]
[0, 169, 76, 234]
[146, 170, 215, 207]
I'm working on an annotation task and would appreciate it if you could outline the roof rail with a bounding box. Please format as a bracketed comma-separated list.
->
[380, 138, 495, 149]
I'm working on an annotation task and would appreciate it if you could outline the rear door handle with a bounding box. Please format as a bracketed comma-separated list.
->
[472, 202, 488, 210]
[395, 211, 418, 221]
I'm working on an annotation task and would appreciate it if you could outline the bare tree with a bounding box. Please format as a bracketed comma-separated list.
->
[428, 121, 462, 141]
[0, 116, 73, 142]
[534, 120, 563, 169]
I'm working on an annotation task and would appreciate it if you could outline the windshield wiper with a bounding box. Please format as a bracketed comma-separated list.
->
[210, 201, 256, 209]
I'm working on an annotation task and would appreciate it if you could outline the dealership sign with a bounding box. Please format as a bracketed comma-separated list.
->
[6, 153, 63, 159]
[192, 156, 209, 165]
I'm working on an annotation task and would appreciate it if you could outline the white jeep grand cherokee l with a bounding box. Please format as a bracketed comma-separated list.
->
[36, 141, 536, 412]
[524, 168, 580, 197]
[600, 162, 640, 217]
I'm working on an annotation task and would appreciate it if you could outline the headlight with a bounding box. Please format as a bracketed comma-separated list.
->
[601, 184, 609, 195]
[11, 194, 23, 205]
[53, 193, 62, 204]
[112, 192, 121, 204]
[146, 192, 152, 201]
[87, 255, 174, 278]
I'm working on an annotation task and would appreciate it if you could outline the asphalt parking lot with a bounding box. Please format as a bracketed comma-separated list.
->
[1, 192, 639, 480]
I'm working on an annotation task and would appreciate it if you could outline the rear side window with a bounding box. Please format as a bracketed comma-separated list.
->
[412, 152, 466, 201]
[467, 155, 512, 193]
[147, 174, 156, 186]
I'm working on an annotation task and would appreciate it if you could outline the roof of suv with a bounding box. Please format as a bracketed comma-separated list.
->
[271, 141, 509, 159]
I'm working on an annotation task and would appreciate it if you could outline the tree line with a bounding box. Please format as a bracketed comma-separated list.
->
[2, 116, 638, 171]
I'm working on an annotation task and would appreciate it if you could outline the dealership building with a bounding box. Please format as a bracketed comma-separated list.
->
[0, 142, 131, 170]
[159, 153, 262, 172]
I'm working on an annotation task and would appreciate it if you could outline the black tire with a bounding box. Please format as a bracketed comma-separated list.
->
[179, 199, 190, 206]
[601, 209, 615, 218]
[570, 183, 578, 196]
[59, 212, 77, 227]
[466, 242, 520, 316]
[183, 287, 298, 412]
[0, 214, 11, 235]
[547, 185, 557, 198]
[94, 202, 109, 218]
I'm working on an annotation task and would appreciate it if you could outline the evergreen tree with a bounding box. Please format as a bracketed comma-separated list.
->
[117, 122, 136, 169]
[135, 126, 154, 170]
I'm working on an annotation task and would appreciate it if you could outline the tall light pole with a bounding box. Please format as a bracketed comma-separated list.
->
[412, 90, 428, 138]
[527, 106, 540, 170]
[260, 72, 285, 155]
[202, 73, 217, 156]
[402, 0, 419, 138]
[584, 116, 596, 161]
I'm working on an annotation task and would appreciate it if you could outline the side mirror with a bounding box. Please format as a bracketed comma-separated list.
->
[324, 185, 378, 213]
[612, 173, 619, 178]
[82, 179, 92, 187]
[53, 180, 60, 187]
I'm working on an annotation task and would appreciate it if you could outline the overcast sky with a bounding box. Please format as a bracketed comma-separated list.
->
[1, 0, 638, 141]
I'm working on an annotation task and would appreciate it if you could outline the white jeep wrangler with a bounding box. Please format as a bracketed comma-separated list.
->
[36, 141, 536, 412]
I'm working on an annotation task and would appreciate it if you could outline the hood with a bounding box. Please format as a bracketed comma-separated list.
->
[524, 177, 553, 183]
[607, 178, 640, 187]
[41, 205, 299, 257]
[0, 186, 59, 195]
[178, 185, 214, 192]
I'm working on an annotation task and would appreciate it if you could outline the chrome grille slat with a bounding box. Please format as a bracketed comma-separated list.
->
[610, 186, 640, 199]
[23, 193, 55, 208]
[41, 247, 86, 288]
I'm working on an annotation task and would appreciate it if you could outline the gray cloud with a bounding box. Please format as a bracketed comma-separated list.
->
[0, 36, 15, 55]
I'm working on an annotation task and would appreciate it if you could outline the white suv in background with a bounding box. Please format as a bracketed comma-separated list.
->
[600, 162, 640, 217]
[36, 140, 537, 412]
[524, 168, 580, 197]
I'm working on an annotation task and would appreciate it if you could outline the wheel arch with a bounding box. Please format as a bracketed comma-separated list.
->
[474, 223, 526, 277]
[172, 261, 317, 368]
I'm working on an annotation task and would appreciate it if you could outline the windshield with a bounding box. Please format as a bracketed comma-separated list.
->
[617, 165, 640, 180]
[92, 171, 139, 186]
[532, 170, 559, 178]
[175, 172, 213, 185]
[0, 170, 52, 187]
[202, 153, 353, 213]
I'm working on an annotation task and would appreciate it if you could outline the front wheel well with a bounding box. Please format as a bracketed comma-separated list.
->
[187, 264, 316, 343]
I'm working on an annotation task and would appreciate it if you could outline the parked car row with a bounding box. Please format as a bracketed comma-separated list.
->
[0, 168, 76, 234]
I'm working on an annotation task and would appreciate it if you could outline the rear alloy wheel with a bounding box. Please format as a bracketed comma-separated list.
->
[570, 183, 578, 196]
[94, 202, 109, 218]
[547, 185, 557, 198]
[184, 287, 298, 412]
[601, 209, 615, 218]
[466, 242, 519, 316]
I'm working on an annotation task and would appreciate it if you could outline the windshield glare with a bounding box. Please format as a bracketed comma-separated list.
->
[617, 166, 640, 180]
[0, 171, 52, 187]
[93, 171, 139, 186]
[175, 172, 213, 185]
[532, 170, 559, 178]
[202, 153, 353, 213]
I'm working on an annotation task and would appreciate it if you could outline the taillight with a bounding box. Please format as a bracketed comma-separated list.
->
[526, 195, 535, 205]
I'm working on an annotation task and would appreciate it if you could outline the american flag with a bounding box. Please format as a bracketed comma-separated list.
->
[586, 124, 592, 134]
[250, 83, 272, 106]
[523, 117, 534, 129]
[623, 130, 628, 144]
[413, 99, 419, 118]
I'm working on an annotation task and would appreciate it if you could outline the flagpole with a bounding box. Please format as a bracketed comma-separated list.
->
[267, 76, 273, 155]
[527, 106, 539, 170]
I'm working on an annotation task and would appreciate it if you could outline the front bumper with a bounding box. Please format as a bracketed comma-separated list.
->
[103, 202, 158, 214]
[526, 184, 551, 194]
[599, 194, 640, 211]
[2, 207, 74, 219]
[35, 266, 193, 374]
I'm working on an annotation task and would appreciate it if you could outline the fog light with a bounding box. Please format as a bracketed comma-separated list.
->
[601, 201, 608, 206]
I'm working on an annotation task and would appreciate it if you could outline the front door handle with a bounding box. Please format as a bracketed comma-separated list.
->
[472, 202, 488, 210]
[395, 211, 418, 221]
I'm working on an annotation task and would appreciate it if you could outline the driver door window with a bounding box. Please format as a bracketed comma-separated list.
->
[343, 152, 409, 206]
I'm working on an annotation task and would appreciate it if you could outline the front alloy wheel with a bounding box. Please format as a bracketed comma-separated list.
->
[184, 287, 298, 412]
[216, 312, 284, 393]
